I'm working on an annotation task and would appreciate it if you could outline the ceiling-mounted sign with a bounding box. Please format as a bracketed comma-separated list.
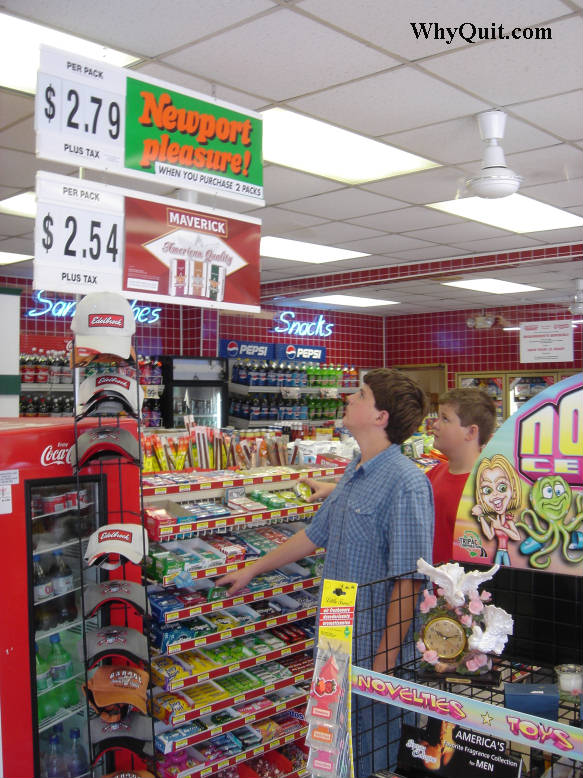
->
[34, 171, 260, 312]
[519, 320, 574, 363]
[219, 340, 274, 359]
[35, 46, 264, 205]
[272, 311, 334, 337]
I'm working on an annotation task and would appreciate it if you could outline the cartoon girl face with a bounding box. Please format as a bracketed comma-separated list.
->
[479, 466, 513, 516]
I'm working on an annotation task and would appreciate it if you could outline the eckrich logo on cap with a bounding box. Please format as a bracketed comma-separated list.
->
[96, 375, 131, 390]
[98, 528, 133, 544]
[88, 313, 125, 329]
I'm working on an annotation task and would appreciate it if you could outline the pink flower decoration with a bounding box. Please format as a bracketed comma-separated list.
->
[475, 653, 489, 668]
[437, 588, 445, 597]
[480, 590, 492, 602]
[423, 650, 439, 665]
[420, 590, 438, 613]
[461, 613, 473, 628]
[416, 639, 426, 653]
[466, 657, 479, 672]
[468, 598, 484, 615]
[455, 608, 463, 616]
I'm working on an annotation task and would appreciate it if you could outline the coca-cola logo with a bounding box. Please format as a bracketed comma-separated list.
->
[40, 443, 73, 467]
[98, 529, 132, 543]
[96, 375, 131, 390]
[88, 313, 124, 329]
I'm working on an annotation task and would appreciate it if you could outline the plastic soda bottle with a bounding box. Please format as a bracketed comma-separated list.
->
[33, 555, 54, 601]
[36, 643, 53, 693]
[48, 634, 73, 684]
[50, 551, 74, 596]
[67, 728, 88, 778]
[45, 734, 65, 778]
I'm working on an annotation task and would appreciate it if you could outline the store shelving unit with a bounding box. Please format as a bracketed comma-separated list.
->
[22, 382, 74, 393]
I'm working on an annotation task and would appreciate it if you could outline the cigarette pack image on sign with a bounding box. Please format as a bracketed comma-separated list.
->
[84, 523, 149, 569]
[77, 373, 144, 419]
[84, 579, 148, 617]
[71, 291, 136, 359]
[87, 665, 149, 714]
[83, 625, 149, 669]
[72, 426, 140, 469]
[90, 711, 153, 763]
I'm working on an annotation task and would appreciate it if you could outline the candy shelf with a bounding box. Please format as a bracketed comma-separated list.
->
[170, 727, 309, 778]
[162, 606, 318, 655]
[155, 549, 324, 587]
[146, 502, 321, 542]
[157, 577, 321, 624]
[155, 637, 315, 692]
[142, 465, 344, 498]
[155, 690, 308, 753]
[154, 671, 313, 726]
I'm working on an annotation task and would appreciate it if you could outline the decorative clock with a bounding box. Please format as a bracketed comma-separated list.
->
[415, 559, 514, 676]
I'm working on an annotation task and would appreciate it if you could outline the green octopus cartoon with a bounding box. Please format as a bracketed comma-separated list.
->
[516, 475, 583, 570]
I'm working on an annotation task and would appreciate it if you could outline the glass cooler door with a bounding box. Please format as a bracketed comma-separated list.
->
[171, 383, 223, 428]
[27, 475, 105, 777]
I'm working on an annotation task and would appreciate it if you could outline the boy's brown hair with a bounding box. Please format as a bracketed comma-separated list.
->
[364, 368, 428, 444]
[438, 388, 497, 446]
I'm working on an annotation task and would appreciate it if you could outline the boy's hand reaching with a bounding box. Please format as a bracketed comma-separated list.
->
[216, 565, 256, 595]
[301, 478, 336, 503]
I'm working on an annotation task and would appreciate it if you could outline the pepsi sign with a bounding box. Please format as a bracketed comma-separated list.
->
[275, 344, 326, 362]
[219, 339, 274, 359]
[272, 311, 334, 337]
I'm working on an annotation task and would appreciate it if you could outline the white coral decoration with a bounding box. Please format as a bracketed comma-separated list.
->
[468, 605, 514, 655]
[416, 559, 500, 608]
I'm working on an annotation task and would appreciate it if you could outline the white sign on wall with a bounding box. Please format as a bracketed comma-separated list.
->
[519, 320, 573, 363]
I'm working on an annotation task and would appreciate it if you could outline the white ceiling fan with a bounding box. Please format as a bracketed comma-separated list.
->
[463, 109, 522, 199]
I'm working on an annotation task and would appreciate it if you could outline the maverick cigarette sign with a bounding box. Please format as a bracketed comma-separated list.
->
[35, 46, 264, 205]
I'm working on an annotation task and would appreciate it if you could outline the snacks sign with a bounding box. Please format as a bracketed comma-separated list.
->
[35, 46, 264, 205]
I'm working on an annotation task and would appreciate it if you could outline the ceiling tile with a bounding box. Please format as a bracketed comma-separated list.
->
[274, 221, 383, 245]
[245, 206, 327, 234]
[448, 235, 545, 252]
[4, 0, 275, 58]
[132, 62, 268, 110]
[348, 206, 462, 232]
[0, 116, 35, 153]
[421, 16, 583, 105]
[407, 222, 512, 243]
[0, 91, 34, 130]
[390, 244, 467, 260]
[289, 67, 489, 136]
[521, 178, 583, 208]
[0, 235, 34, 253]
[302, 0, 569, 59]
[263, 166, 341, 205]
[284, 188, 407, 219]
[383, 114, 557, 166]
[0, 212, 34, 236]
[339, 233, 438, 253]
[506, 144, 583, 185]
[163, 11, 398, 101]
[362, 166, 467, 204]
[524, 226, 583, 243]
[510, 91, 583, 141]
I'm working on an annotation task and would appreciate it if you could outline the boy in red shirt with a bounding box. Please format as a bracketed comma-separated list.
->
[429, 388, 497, 564]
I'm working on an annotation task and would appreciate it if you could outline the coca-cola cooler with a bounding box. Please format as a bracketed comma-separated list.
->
[0, 417, 140, 778]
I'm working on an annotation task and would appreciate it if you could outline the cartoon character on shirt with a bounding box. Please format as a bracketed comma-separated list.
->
[471, 454, 521, 565]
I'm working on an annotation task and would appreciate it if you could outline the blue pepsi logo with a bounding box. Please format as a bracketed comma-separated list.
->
[226, 341, 239, 357]
[285, 345, 297, 360]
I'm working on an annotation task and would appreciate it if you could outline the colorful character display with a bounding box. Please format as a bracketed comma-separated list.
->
[471, 455, 521, 566]
[516, 475, 583, 570]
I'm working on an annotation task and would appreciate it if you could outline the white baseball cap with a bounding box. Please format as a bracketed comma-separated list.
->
[71, 292, 136, 359]
[77, 373, 144, 419]
[84, 523, 149, 569]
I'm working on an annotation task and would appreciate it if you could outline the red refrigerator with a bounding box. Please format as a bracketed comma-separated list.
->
[0, 417, 140, 778]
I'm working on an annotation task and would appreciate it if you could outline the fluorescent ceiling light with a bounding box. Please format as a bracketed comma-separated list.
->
[0, 192, 36, 219]
[302, 294, 399, 307]
[0, 252, 33, 265]
[261, 236, 368, 264]
[443, 278, 542, 294]
[0, 12, 139, 94]
[428, 194, 583, 233]
[262, 108, 439, 184]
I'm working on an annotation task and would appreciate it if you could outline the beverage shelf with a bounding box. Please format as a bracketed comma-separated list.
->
[38, 670, 85, 697]
[146, 502, 321, 542]
[162, 606, 317, 655]
[155, 689, 308, 753]
[142, 466, 345, 498]
[21, 382, 74, 392]
[228, 416, 336, 429]
[229, 384, 322, 395]
[154, 670, 313, 726]
[157, 577, 321, 624]
[155, 548, 325, 587]
[32, 502, 95, 522]
[170, 726, 308, 778]
[155, 637, 315, 691]
[37, 701, 85, 733]
[33, 536, 90, 555]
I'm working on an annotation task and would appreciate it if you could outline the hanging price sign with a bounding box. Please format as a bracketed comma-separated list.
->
[35, 45, 264, 205]
[34, 171, 125, 295]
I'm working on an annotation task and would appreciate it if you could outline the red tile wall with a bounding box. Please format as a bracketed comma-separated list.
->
[4, 274, 582, 383]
